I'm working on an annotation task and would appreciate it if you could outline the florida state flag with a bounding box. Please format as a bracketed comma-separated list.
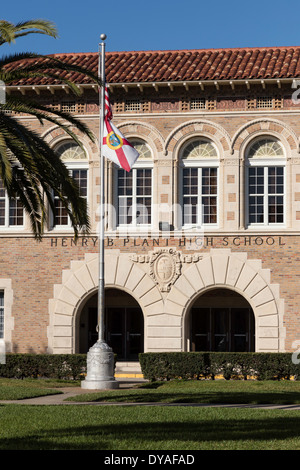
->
[102, 87, 139, 172]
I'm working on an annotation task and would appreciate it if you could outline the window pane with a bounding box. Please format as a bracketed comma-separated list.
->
[183, 168, 198, 196]
[202, 168, 217, 195]
[248, 168, 265, 223]
[183, 167, 217, 225]
[0, 200, 5, 226]
[268, 167, 284, 223]
[118, 170, 132, 197]
[9, 200, 23, 226]
[183, 196, 197, 225]
[136, 197, 151, 224]
[54, 200, 68, 226]
[202, 196, 217, 224]
[72, 169, 87, 197]
[136, 169, 151, 196]
[118, 197, 132, 225]
[118, 168, 152, 225]
[53, 168, 88, 226]
[136, 169, 152, 223]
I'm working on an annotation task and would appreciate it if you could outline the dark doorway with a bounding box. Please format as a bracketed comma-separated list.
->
[190, 289, 255, 352]
[80, 289, 144, 360]
[106, 306, 144, 360]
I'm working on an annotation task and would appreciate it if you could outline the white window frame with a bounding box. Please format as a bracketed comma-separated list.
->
[0, 185, 24, 230]
[114, 160, 153, 234]
[246, 157, 286, 228]
[180, 158, 219, 230]
[50, 161, 89, 231]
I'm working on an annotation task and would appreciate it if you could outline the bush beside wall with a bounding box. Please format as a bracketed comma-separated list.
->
[139, 352, 300, 381]
[0, 354, 87, 380]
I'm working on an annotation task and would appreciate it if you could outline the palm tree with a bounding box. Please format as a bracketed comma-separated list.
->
[0, 20, 100, 239]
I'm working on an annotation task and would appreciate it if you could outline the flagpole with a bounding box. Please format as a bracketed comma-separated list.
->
[81, 34, 118, 390]
[98, 34, 106, 344]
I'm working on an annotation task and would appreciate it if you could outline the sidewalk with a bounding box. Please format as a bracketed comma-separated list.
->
[2, 379, 300, 409]
[0, 379, 146, 405]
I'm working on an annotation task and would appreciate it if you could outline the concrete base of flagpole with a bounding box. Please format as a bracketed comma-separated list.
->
[81, 339, 119, 390]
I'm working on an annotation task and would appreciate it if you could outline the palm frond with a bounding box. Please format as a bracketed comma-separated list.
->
[0, 20, 57, 45]
[1, 97, 96, 143]
[0, 18, 100, 239]
[0, 112, 91, 239]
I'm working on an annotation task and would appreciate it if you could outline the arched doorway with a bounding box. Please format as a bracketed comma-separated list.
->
[188, 288, 255, 352]
[79, 288, 144, 360]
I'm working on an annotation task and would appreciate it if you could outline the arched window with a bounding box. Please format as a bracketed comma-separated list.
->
[246, 138, 285, 226]
[52, 141, 88, 228]
[181, 139, 218, 227]
[116, 139, 153, 227]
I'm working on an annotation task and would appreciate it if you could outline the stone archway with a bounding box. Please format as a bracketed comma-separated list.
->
[47, 249, 163, 354]
[231, 118, 299, 155]
[47, 247, 285, 354]
[166, 248, 284, 352]
[187, 287, 255, 352]
[78, 287, 144, 360]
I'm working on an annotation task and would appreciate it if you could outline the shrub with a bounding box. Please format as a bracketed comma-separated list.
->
[139, 352, 300, 381]
[0, 354, 87, 380]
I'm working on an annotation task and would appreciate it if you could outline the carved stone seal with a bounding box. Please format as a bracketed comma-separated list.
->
[149, 248, 181, 291]
[130, 248, 203, 292]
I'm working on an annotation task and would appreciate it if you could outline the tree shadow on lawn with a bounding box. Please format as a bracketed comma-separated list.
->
[68, 389, 300, 405]
[2, 413, 300, 450]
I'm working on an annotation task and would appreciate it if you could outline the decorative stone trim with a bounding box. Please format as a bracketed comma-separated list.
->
[131, 248, 202, 292]
[41, 125, 98, 159]
[231, 118, 299, 154]
[168, 248, 284, 352]
[116, 120, 165, 154]
[47, 250, 163, 354]
[165, 119, 231, 156]
[48, 248, 285, 354]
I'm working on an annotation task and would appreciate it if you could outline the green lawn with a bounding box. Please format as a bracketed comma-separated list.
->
[1, 404, 300, 450]
[0, 378, 75, 400]
[2, 379, 300, 450]
[67, 379, 300, 405]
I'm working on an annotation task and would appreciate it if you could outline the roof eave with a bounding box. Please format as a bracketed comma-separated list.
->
[6, 77, 297, 94]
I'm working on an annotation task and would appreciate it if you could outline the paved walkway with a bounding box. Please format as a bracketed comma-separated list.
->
[2, 380, 300, 409]
[0, 379, 145, 406]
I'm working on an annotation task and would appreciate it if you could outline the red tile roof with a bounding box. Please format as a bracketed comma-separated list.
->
[5, 46, 300, 86]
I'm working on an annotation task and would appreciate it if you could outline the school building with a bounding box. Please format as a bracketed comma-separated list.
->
[2, 45, 300, 373]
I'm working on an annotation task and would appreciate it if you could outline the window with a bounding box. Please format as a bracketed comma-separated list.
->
[247, 138, 285, 226]
[0, 292, 3, 339]
[190, 98, 206, 110]
[118, 168, 152, 226]
[125, 100, 141, 112]
[246, 97, 283, 110]
[116, 140, 152, 228]
[256, 97, 273, 109]
[54, 168, 88, 227]
[0, 179, 23, 227]
[181, 140, 218, 227]
[183, 167, 218, 225]
[52, 142, 88, 228]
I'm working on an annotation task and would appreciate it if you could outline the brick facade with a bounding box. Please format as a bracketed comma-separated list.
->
[3, 47, 300, 357]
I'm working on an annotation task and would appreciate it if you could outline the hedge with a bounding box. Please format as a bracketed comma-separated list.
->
[0, 354, 87, 380]
[139, 352, 300, 381]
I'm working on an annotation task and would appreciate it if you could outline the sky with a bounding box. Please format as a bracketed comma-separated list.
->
[1, 0, 300, 56]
